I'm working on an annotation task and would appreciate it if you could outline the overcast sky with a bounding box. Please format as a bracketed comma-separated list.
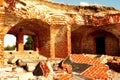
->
[4, 34, 28, 47]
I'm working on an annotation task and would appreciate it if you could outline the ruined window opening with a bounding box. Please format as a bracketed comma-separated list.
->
[24, 35, 34, 51]
[4, 34, 16, 51]
[96, 37, 106, 54]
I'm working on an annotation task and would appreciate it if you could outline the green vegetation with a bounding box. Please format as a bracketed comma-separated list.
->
[24, 36, 33, 50]
[4, 36, 34, 50]
[4, 45, 16, 50]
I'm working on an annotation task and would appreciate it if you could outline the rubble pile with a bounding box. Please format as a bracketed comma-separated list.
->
[107, 57, 120, 72]
[1, 54, 119, 80]
[61, 54, 109, 80]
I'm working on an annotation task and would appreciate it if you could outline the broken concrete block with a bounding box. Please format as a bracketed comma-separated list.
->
[33, 62, 43, 76]
[12, 67, 25, 72]
[107, 60, 120, 72]
[4, 66, 13, 72]
[62, 56, 91, 74]
[40, 60, 54, 77]
[0, 67, 12, 72]
[52, 63, 59, 71]
[16, 59, 27, 67]
[2, 76, 19, 80]
[62, 54, 109, 79]
[8, 56, 18, 64]
[62, 64, 72, 74]
[26, 63, 36, 72]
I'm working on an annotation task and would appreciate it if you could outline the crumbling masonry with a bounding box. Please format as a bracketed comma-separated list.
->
[0, 0, 120, 66]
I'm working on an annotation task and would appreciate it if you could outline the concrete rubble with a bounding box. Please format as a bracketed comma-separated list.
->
[0, 54, 120, 80]
[107, 57, 120, 72]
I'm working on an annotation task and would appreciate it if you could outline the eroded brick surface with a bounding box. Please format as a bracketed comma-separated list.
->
[62, 54, 109, 80]
[58, 74, 72, 80]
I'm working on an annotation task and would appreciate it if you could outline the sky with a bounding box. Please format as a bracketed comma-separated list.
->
[52, 0, 120, 10]
[4, 34, 28, 47]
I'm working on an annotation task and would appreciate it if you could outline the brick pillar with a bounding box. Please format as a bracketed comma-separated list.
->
[67, 25, 71, 55]
[50, 25, 55, 58]
[0, 34, 4, 66]
[0, 1, 5, 66]
[17, 32, 24, 52]
[50, 24, 71, 58]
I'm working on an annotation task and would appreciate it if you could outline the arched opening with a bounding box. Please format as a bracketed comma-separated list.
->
[4, 34, 17, 51]
[4, 19, 50, 57]
[83, 30, 119, 56]
[96, 37, 105, 54]
[24, 35, 34, 51]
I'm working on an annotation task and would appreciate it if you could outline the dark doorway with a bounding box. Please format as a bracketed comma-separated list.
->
[96, 37, 105, 54]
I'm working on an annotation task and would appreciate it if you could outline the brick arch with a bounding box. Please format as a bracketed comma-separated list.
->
[82, 29, 119, 56]
[4, 19, 51, 57]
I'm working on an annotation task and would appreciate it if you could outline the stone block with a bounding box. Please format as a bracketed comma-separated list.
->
[0, 67, 12, 72]
[16, 59, 27, 67]
[8, 56, 18, 64]
[40, 61, 54, 77]
[4, 67, 12, 72]
[12, 67, 25, 72]
[107, 59, 120, 72]
[26, 63, 36, 72]
[33, 62, 43, 76]
[0, 76, 19, 80]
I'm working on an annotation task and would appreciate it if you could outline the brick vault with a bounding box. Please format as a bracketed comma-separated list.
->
[0, 0, 120, 65]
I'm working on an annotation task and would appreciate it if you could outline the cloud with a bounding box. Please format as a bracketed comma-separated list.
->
[80, 2, 89, 6]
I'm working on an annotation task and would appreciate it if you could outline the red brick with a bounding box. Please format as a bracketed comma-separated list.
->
[81, 65, 109, 79]
[63, 54, 109, 79]
[62, 64, 72, 74]
[0, 0, 3, 5]
[58, 74, 72, 80]
[40, 61, 54, 77]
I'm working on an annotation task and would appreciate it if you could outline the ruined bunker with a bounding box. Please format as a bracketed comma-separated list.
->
[0, 0, 119, 67]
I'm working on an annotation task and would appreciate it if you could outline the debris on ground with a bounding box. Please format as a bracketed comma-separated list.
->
[0, 54, 120, 80]
[107, 56, 120, 72]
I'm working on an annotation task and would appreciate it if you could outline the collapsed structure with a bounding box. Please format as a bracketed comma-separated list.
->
[0, 0, 120, 60]
[0, 0, 120, 79]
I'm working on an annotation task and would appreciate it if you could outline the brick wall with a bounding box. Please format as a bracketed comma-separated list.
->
[0, 34, 4, 66]
[0, 5, 5, 66]
[55, 26, 68, 58]
[38, 27, 50, 57]
[0, 0, 3, 5]
[71, 24, 120, 56]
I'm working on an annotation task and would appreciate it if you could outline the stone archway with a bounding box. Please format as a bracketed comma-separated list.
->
[4, 19, 51, 57]
[82, 30, 119, 56]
